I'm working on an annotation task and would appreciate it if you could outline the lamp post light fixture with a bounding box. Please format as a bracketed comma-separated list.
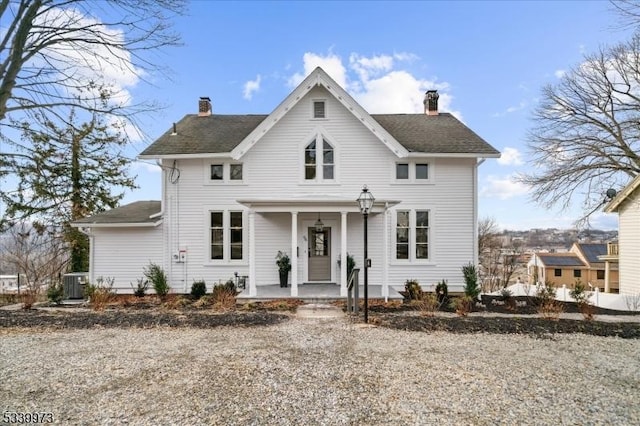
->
[356, 185, 375, 323]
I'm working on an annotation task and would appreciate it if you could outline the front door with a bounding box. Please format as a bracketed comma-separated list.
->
[308, 227, 331, 281]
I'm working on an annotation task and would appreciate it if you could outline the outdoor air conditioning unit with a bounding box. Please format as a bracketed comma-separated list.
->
[63, 273, 88, 299]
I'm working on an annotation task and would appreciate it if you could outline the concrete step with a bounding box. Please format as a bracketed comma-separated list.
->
[296, 303, 345, 319]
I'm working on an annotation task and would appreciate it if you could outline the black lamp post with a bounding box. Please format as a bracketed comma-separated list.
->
[357, 185, 375, 323]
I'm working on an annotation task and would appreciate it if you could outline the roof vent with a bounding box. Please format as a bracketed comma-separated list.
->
[423, 90, 439, 116]
[199, 97, 212, 116]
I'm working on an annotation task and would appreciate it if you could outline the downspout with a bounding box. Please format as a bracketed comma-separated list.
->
[473, 158, 485, 265]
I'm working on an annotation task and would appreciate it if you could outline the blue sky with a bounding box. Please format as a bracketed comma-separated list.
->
[12, 0, 637, 231]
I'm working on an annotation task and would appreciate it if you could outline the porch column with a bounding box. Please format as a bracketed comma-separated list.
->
[340, 211, 348, 297]
[291, 212, 298, 297]
[383, 208, 390, 300]
[604, 260, 610, 293]
[249, 211, 257, 297]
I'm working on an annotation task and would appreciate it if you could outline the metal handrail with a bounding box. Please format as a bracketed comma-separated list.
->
[346, 268, 360, 314]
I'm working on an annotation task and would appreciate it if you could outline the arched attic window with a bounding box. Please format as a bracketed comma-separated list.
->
[305, 137, 334, 181]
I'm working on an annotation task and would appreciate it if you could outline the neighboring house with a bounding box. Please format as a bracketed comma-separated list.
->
[604, 174, 640, 295]
[526, 243, 619, 292]
[72, 67, 500, 297]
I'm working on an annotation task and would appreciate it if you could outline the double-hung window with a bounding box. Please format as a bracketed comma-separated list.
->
[210, 211, 244, 261]
[396, 211, 410, 259]
[395, 209, 430, 261]
[210, 212, 224, 259]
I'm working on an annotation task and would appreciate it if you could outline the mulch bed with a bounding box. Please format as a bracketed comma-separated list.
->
[1, 297, 639, 339]
[373, 314, 640, 339]
[0, 310, 289, 330]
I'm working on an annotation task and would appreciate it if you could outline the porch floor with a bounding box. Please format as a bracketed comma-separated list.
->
[237, 284, 403, 302]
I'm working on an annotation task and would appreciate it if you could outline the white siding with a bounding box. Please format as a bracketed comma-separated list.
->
[618, 194, 640, 295]
[92, 226, 163, 293]
[102, 85, 483, 291]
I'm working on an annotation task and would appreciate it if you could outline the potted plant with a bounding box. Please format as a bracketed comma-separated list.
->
[276, 251, 291, 288]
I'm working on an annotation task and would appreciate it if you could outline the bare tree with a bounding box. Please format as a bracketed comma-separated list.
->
[518, 33, 640, 222]
[610, 0, 640, 31]
[1, 222, 69, 307]
[478, 217, 502, 292]
[0, 0, 185, 128]
[478, 217, 526, 292]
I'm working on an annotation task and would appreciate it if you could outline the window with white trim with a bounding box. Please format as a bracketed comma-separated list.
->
[229, 211, 243, 260]
[209, 211, 244, 261]
[210, 164, 223, 180]
[396, 211, 410, 259]
[415, 210, 429, 259]
[313, 100, 326, 118]
[395, 209, 431, 261]
[416, 164, 429, 180]
[230, 164, 243, 181]
[396, 163, 409, 180]
[207, 163, 243, 183]
[394, 161, 432, 182]
[304, 136, 334, 181]
[210, 212, 223, 259]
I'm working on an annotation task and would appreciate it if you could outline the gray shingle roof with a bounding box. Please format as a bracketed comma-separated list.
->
[372, 113, 499, 155]
[576, 243, 607, 264]
[140, 115, 267, 156]
[538, 254, 585, 267]
[140, 113, 499, 157]
[73, 201, 161, 225]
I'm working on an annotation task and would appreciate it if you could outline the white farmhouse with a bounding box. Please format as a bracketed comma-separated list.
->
[604, 174, 640, 295]
[73, 67, 500, 297]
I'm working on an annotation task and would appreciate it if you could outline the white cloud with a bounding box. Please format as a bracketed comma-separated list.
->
[554, 69, 566, 79]
[288, 52, 347, 88]
[480, 174, 530, 200]
[287, 51, 462, 120]
[492, 101, 526, 117]
[37, 7, 141, 101]
[497, 147, 524, 166]
[243, 74, 262, 100]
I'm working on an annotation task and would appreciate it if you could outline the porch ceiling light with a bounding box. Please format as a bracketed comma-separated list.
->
[315, 214, 324, 232]
[357, 185, 375, 215]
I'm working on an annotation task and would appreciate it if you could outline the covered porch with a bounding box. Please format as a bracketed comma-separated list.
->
[238, 193, 399, 299]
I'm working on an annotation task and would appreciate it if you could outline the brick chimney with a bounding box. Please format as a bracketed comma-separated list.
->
[198, 97, 212, 116]
[423, 90, 439, 116]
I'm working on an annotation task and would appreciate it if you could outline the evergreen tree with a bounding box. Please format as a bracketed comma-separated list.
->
[1, 107, 137, 271]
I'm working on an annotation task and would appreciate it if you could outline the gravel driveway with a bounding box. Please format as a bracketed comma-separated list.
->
[1, 316, 639, 425]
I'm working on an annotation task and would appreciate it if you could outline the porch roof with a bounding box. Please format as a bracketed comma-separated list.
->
[236, 195, 400, 213]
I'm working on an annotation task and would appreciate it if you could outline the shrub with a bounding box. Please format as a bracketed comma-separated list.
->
[163, 295, 191, 310]
[275, 251, 292, 272]
[570, 280, 594, 320]
[144, 263, 170, 300]
[404, 279, 422, 300]
[435, 279, 449, 305]
[131, 278, 149, 298]
[21, 287, 40, 310]
[191, 280, 207, 299]
[415, 293, 440, 317]
[462, 263, 480, 300]
[450, 295, 473, 317]
[501, 288, 515, 310]
[346, 253, 356, 278]
[46, 281, 64, 305]
[211, 279, 237, 311]
[536, 281, 563, 320]
[85, 276, 116, 311]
